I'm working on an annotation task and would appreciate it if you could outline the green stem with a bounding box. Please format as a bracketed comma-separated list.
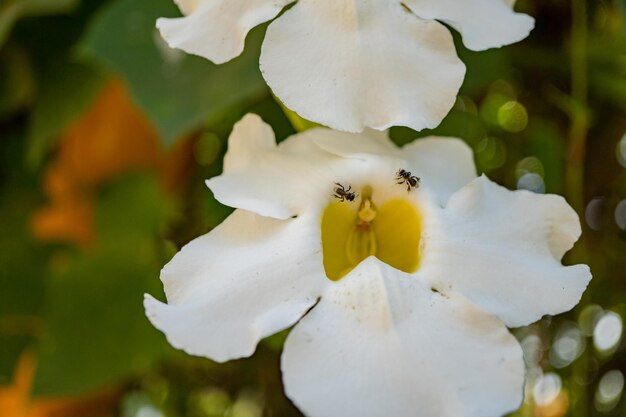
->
[568, 1, 590, 416]
[566, 0, 589, 217]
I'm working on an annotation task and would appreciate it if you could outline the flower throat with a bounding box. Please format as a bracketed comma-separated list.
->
[321, 186, 422, 281]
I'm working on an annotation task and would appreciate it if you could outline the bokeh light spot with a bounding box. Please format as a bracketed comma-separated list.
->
[456, 95, 478, 115]
[479, 93, 510, 126]
[578, 304, 603, 336]
[617, 134, 626, 168]
[136, 406, 164, 417]
[585, 197, 607, 231]
[595, 370, 624, 412]
[534, 373, 562, 406]
[516, 157, 545, 193]
[475, 137, 506, 171]
[593, 311, 623, 352]
[614, 200, 626, 230]
[497, 100, 528, 133]
[551, 323, 585, 369]
[189, 388, 231, 416]
[230, 391, 263, 417]
[516, 156, 545, 179]
[517, 173, 545, 193]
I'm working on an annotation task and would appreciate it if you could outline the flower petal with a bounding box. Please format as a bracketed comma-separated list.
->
[157, 0, 291, 64]
[207, 115, 340, 219]
[402, 136, 477, 205]
[404, 0, 534, 51]
[260, 0, 465, 132]
[311, 128, 401, 160]
[282, 257, 524, 417]
[290, 130, 477, 205]
[207, 114, 398, 219]
[144, 209, 327, 362]
[423, 176, 591, 328]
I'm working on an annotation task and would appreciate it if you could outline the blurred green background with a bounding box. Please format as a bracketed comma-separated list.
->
[0, 0, 625, 416]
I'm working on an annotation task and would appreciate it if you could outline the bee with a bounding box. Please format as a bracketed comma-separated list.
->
[332, 182, 356, 202]
[396, 169, 420, 192]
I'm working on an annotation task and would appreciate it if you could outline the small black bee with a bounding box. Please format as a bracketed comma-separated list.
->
[332, 182, 356, 202]
[396, 169, 420, 192]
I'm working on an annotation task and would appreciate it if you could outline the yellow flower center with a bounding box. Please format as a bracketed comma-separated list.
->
[321, 186, 422, 281]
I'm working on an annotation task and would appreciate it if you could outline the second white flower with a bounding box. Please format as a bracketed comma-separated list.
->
[157, 0, 535, 132]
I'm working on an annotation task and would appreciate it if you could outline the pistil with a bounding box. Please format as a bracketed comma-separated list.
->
[347, 186, 377, 266]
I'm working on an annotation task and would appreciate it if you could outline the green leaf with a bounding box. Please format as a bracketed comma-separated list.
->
[79, 0, 268, 146]
[26, 61, 106, 169]
[33, 174, 176, 396]
[0, 0, 78, 48]
[0, 129, 47, 385]
[0, 193, 47, 384]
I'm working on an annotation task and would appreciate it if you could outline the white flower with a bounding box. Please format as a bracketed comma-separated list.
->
[145, 114, 590, 417]
[156, 0, 534, 133]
